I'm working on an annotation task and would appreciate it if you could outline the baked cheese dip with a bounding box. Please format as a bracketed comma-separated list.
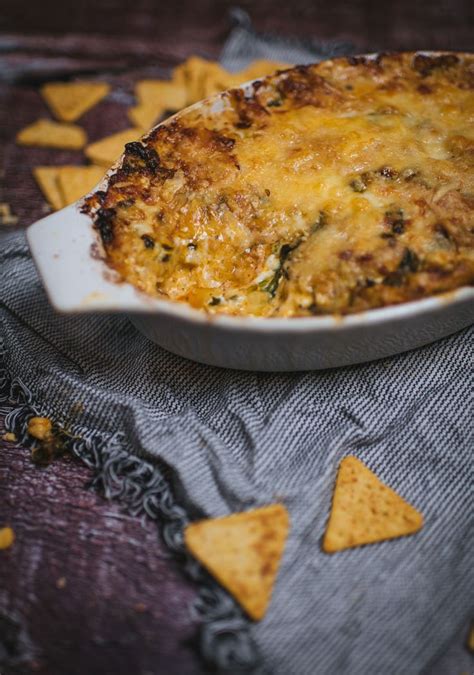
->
[83, 53, 474, 317]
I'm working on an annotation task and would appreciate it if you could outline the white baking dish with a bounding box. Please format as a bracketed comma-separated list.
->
[26, 54, 474, 371]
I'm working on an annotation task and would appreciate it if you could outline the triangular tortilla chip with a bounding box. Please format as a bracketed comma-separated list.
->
[172, 57, 202, 104]
[41, 81, 110, 122]
[185, 504, 289, 620]
[322, 456, 423, 553]
[17, 119, 86, 150]
[57, 165, 104, 206]
[135, 80, 187, 111]
[201, 69, 238, 98]
[238, 59, 290, 82]
[171, 62, 187, 89]
[173, 57, 228, 105]
[33, 167, 64, 211]
[128, 103, 165, 131]
[85, 128, 141, 167]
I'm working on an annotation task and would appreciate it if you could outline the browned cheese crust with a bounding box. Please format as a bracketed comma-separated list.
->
[83, 53, 474, 317]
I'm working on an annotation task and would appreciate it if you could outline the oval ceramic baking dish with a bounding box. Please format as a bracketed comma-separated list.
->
[27, 53, 474, 371]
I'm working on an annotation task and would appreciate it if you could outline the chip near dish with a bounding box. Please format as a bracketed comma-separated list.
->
[83, 53, 474, 318]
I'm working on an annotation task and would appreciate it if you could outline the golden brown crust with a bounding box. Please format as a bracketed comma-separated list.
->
[83, 52, 474, 317]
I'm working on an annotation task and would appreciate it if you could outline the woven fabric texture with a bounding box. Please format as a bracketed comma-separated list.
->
[1, 17, 473, 675]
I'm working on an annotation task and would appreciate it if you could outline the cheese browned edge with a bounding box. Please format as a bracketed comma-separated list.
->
[82, 53, 474, 318]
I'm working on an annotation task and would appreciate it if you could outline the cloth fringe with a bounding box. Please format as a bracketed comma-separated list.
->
[0, 339, 260, 673]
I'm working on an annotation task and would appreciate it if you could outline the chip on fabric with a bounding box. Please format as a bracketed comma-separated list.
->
[85, 128, 141, 167]
[33, 167, 65, 210]
[16, 119, 86, 150]
[322, 456, 423, 553]
[41, 81, 110, 122]
[135, 80, 187, 111]
[57, 166, 104, 206]
[184, 504, 290, 620]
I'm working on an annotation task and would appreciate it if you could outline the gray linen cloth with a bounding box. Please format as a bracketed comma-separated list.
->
[1, 15, 473, 675]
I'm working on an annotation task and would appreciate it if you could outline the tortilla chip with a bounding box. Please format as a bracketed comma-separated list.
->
[0, 527, 14, 550]
[173, 58, 291, 103]
[135, 80, 187, 111]
[173, 57, 227, 105]
[201, 60, 291, 98]
[239, 59, 290, 81]
[322, 456, 423, 553]
[0, 203, 18, 227]
[192, 61, 230, 100]
[27, 416, 53, 440]
[201, 68, 239, 98]
[85, 128, 141, 167]
[41, 81, 110, 122]
[172, 58, 198, 104]
[171, 62, 187, 88]
[184, 504, 289, 621]
[218, 60, 290, 92]
[467, 622, 474, 653]
[33, 167, 64, 211]
[57, 166, 104, 206]
[134, 58, 290, 120]
[16, 119, 86, 150]
[128, 103, 165, 131]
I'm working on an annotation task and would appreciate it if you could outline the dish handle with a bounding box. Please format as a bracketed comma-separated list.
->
[26, 202, 154, 313]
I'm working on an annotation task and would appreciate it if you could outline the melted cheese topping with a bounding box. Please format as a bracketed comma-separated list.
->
[84, 53, 474, 317]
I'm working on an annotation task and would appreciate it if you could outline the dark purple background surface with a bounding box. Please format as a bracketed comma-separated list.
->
[1, 2, 472, 673]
